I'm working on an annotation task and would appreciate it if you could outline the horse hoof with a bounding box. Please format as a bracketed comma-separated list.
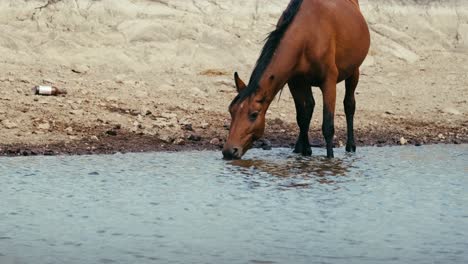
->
[346, 144, 356, 152]
[294, 144, 312, 156]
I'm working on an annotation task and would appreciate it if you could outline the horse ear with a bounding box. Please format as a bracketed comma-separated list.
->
[234, 72, 247, 93]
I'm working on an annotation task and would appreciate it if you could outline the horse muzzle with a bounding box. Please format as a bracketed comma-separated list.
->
[222, 146, 243, 160]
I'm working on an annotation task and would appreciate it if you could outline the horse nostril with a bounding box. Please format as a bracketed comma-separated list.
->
[232, 148, 239, 156]
[222, 147, 241, 160]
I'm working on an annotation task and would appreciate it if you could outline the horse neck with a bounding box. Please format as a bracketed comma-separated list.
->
[255, 45, 299, 104]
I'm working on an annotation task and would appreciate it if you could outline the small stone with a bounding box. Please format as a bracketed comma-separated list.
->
[338, 140, 345, 148]
[210, 138, 220, 145]
[441, 107, 461, 116]
[37, 122, 50, 130]
[90, 136, 99, 141]
[438, 133, 445, 140]
[182, 123, 193, 131]
[43, 79, 55, 84]
[188, 133, 202, 141]
[65, 126, 73, 135]
[159, 133, 174, 143]
[174, 138, 185, 145]
[135, 91, 148, 99]
[399, 137, 408, 145]
[216, 79, 233, 87]
[200, 122, 209, 129]
[161, 112, 177, 119]
[385, 110, 395, 115]
[70, 110, 84, 115]
[2, 120, 18, 129]
[157, 84, 176, 91]
[223, 120, 230, 130]
[106, 130, 118, 136]
[71, 64, 89, 74]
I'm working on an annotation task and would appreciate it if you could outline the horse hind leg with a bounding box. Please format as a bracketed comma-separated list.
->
[344, 69, 360, 153]
[288, 77, 314, 156]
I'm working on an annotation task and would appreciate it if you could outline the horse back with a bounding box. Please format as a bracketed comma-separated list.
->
[285, 0, 370, 82]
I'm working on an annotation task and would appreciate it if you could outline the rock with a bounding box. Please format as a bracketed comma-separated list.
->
[161, 112, 177, 119]
[399, 137, 407, 145]
[37, 122, 50, 130]
[106, 130, 118, 136]
[338, 140, 345, 148]
[191, 87, 206, 96]
[140, 108, 152, 116]
[182, 123, 193, 131]
[153, 118, 177, 128]
[174, 138, 185, 145]
[70, 110, 84, 115]
[188, 133, 202, 141]
[438, 133, 445, 140]
[135, 91, 148, 99]
[441, 107, 461, 116]
[385, 110, 395, 115]
[71, 64, 89, 74]
[158, 133, 174, 143]
[90, 136, 99, 141]
[157, 84, 176, 91]
[2, 120, 17, 129]
[260, 139, 272, 150]
[65, 126, 73, 135]
[106, 96, 118, 102]
[223, 120, 230, 130]
[216, 79, 233, 87]
[210, 138, 220, 145]
[114, 75, 125, 84]
[200, 122, 209, 129]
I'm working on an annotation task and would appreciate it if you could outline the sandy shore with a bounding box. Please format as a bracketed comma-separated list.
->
[0, 0, 467, 156]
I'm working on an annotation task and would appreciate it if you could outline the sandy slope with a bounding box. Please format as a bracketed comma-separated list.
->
[0, 0, 467, 154]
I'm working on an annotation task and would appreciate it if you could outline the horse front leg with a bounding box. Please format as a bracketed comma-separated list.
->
[288, 77, 314, 156]
[320, 71, 338, 158]
[344, 69, 360, 152]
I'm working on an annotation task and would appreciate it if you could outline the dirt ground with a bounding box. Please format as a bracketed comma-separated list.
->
[0, 0, 467, 156]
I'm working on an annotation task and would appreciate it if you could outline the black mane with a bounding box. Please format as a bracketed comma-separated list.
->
[233, 0, 303, 105]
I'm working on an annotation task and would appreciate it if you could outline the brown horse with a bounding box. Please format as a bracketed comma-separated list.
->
[223, 0, 370, 159]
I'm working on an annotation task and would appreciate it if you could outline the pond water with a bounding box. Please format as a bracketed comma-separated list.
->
[0, 145, 467, 264]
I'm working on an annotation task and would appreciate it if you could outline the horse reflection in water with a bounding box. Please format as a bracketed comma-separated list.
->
[227, 154, 355, 188]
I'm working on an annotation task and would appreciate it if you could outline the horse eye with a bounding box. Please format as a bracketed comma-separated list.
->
[249, 111, 259, 121]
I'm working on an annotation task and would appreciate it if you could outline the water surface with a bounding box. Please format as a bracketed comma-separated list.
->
[0, 145, 467, 264]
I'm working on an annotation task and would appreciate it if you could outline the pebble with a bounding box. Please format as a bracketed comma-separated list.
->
[157, 84, 176, 91]
[135, 91, 148, 99]
[106, 130, 118, 136]
[441, 107, 461, 116]
[161, 112, 177, 119]
[65, 127, 73, 135]
[438, 133, 445, 140]
[90, 136, 99, 141]
[201, 122, 209, 129]
[2, 119, 18, 129]
[210, 138, 220, 145]
[399, 137, 408, 145]
[216, 79, 233, 87]
[182, 123, 193, 131]
[158, 133, 174, 143]
[188, 133, 202, 141]
[174, 138, 185, 145]
[71, 64, 89, 74]
[37, 122, 50, 130]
